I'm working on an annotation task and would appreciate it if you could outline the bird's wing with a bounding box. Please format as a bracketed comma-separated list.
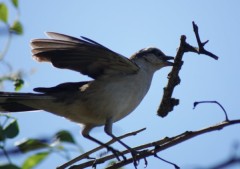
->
[31, 32, 139, 79]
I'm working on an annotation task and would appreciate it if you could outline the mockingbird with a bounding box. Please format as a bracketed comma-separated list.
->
[0, 32, 173, 165]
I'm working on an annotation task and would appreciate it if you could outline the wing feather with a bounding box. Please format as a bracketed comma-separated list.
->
[31, 32, 139, 79]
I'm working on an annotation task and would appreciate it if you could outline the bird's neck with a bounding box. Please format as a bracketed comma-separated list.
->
[134, 58, 158, 75]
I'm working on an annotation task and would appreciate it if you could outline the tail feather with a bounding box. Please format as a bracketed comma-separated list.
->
[0, 92, 43, 112]
[0, 102, 37, 112]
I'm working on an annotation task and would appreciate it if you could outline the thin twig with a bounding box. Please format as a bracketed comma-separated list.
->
[71, 120, 240, 169]
[106, 120, 240, 169]
[192, 21, 219, 60]
[154, 153, 180, 169]
[193, 101, 229, 121]
[57, 128, 146, 169]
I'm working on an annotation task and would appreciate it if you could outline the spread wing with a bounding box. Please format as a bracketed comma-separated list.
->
[31, 32, 139, 79]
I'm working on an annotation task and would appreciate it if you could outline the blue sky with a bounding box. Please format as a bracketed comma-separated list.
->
[1, 0, 240, 169]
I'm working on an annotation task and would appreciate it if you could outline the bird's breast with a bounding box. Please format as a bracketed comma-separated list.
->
[82, 70, 154, 123]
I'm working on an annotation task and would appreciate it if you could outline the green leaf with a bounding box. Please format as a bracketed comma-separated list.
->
[16, 139, 49, 153]
[11, 0, 18, 8]
[55, 130, 76, 144]
[0, 163, 21, 169]
[14, 79, 24, 91]
[4, 119, 19, 139]
[0, 3, 8, 23]
[22, 152, 49, 169]
[10, 21, 23, 35]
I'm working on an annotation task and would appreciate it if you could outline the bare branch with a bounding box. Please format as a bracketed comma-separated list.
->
[193, 101, 229, 121]
[192, 21, 219, 60]
[157, 35, 185, 117]
[69, 120, 240, 169]
[57, 128, 146, 169]
[157, 21, 219, 117]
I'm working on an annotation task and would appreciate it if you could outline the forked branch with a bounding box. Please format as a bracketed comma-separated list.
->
[157, 21, 219, 117]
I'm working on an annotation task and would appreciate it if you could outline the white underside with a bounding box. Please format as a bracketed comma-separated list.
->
[19, 68, 154, 127]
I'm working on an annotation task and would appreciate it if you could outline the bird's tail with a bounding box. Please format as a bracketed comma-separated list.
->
[0, 92, 43, 113]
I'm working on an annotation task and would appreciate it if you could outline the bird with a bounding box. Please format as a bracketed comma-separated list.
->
[0, 32, 173, 166]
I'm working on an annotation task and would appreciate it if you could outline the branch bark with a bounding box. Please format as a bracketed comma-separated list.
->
[68, 120, 240, 169]
[57, 128, 146, 169]
[157, 22, 219, 117]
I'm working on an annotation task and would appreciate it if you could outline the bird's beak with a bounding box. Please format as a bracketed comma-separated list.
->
[162, 56, 174, 66]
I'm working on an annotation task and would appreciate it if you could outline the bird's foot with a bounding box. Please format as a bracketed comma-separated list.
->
[107, 146, 127, 161]
[91, 147, 126, 169]
[129, 149, 148, 169]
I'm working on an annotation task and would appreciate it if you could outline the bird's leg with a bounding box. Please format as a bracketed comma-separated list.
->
[82, 126, 126, 163]
[104, 120, 147, 168]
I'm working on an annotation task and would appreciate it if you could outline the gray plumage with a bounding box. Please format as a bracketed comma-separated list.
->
[0, 32, 173, 163]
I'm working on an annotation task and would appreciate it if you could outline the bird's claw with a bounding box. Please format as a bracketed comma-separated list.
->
[130, 150, 148, 169]
[106, 147, 148, 169]
[107, 146, 126, 161]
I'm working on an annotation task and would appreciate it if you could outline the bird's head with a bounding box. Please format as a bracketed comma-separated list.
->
[130, 47, 174, 72]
